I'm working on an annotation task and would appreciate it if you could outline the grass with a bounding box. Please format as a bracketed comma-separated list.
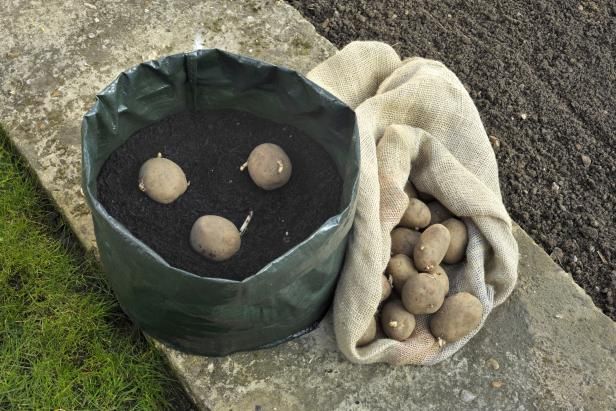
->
[0, 126, 193, 410]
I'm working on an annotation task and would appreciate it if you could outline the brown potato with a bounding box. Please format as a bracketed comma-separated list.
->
[404, 181, 418, 198]
[427, 201, 453, 225]
[357, 316, 377, 347]
[430, 292, 483, 343]
[401, 273, 446, 315]
[386, 254, 419, 293]
[432, 265, 450, 295]
[391, 228, 421, 256]
[413, 224, 451, 273]
[442, 218, 468, 264]
[138, 155, 188, 204]
[246, 143, 292, 190]
[381, 274, 392, 302]
[381, 300, 416, 341]
[399, 198, 431, 230]
[190, 215, 241, 262]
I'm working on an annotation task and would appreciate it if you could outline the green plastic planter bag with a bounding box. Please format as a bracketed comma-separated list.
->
[81, 49, 359, 356]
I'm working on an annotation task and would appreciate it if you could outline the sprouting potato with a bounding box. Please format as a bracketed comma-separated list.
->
[430, 292, 483, 344]
[190, 215, 241, 262]
[427, 201, 453, 225]
[381, 274, 393, 302]
[381, 299, 416, 341]
[243, 143, 292, 190]
[386, 254, 419, 293]
[432, 265, 450, 295]
[401, 272, 446, 315]
[391, 227, 421, 256]
[413, 224, 451, 273]
[442, 218, 468, 264]
[404, 181, 418, 198]
[138, 153, 188, 204]
[357, 316, 377, 347]
[399, 198, 431, 230]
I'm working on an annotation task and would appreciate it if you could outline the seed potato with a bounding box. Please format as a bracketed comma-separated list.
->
[432, 265, 450, 295]
[391, 227, 421, 256]
[246, 143, 292, 190]
[381, 299, 416, 341]
[399, 198, 431, 230]
[138, 155, 188, 204]
[430, 292, 483, 343]
[401, 272, 446, 315]
[190, 215, 241, 262]
[413, 224, 451, 273]
[442, 218, 468, 264]
[386, 254, 419, 293]
[381, 274, 392, 302]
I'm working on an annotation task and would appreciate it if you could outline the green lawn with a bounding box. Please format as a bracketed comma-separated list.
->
[0, 126, 192, 410]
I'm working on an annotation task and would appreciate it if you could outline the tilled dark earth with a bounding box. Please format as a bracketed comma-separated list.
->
[289, 0, 616, 319]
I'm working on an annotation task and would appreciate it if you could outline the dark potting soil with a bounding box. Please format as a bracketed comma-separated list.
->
[288, 0, 616, 320]
[96, 110, 343, 281]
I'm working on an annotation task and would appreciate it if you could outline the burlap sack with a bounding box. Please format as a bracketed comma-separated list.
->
[307, 42, 518, 365]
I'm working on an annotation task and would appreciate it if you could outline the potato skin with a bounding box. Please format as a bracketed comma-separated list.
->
[432, 265, 450, 295]
[190, 215, 241, 262]
[430, 292, 483, 343]
[399, 198, 431, 230]
[381, 300, 416, 341]
[401, 273, 446, 315]
[391, 228, 421, 256]
[404, 181, 418, 199]
[381, 274, 392, 302]
[427, 201, 453, 225]
[357, 316, 377, 347]
[247, 143, 292, 190]
[442, 218, 468, 264]
[386, 254, 419, 293]
[138, 157, 188, 204]
[413, 224, 451, 273]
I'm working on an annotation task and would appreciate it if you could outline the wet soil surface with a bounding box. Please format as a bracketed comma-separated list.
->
[289, 0, 616, 319]
[97, 109, 342, 281]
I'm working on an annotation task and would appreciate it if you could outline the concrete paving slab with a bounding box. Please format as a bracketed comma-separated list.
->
[1, 1, 614, 410]
[0, 0, 335, 251]
[160, 226, 616, 411]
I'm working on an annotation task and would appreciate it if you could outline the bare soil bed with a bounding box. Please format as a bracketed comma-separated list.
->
[289, 0, 616, 319]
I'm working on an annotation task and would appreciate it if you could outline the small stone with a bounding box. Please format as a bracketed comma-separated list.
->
[94, 17, 100, 23]
[551, 182, 560, 192]
[580, 226, 599, 240]
[491, 380, 505, 389]
[489, 135, 501, 151]
[578, 4, 584, 11]
[555, 314, 563, 319]
[581, 154, 591, 168]
[460, 389, 476, 402]
[520, 113, 528, 120]
[486, 358, 500, 370]
[84, 2, 97, 9]
[575, 143, 582, 150]
[550, 247, 564, 262]
[88, 32, 96, 39]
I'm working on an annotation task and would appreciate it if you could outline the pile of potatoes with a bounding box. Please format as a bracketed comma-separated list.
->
[357, 182, 483, 348]
[137, 144, 292, 262]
